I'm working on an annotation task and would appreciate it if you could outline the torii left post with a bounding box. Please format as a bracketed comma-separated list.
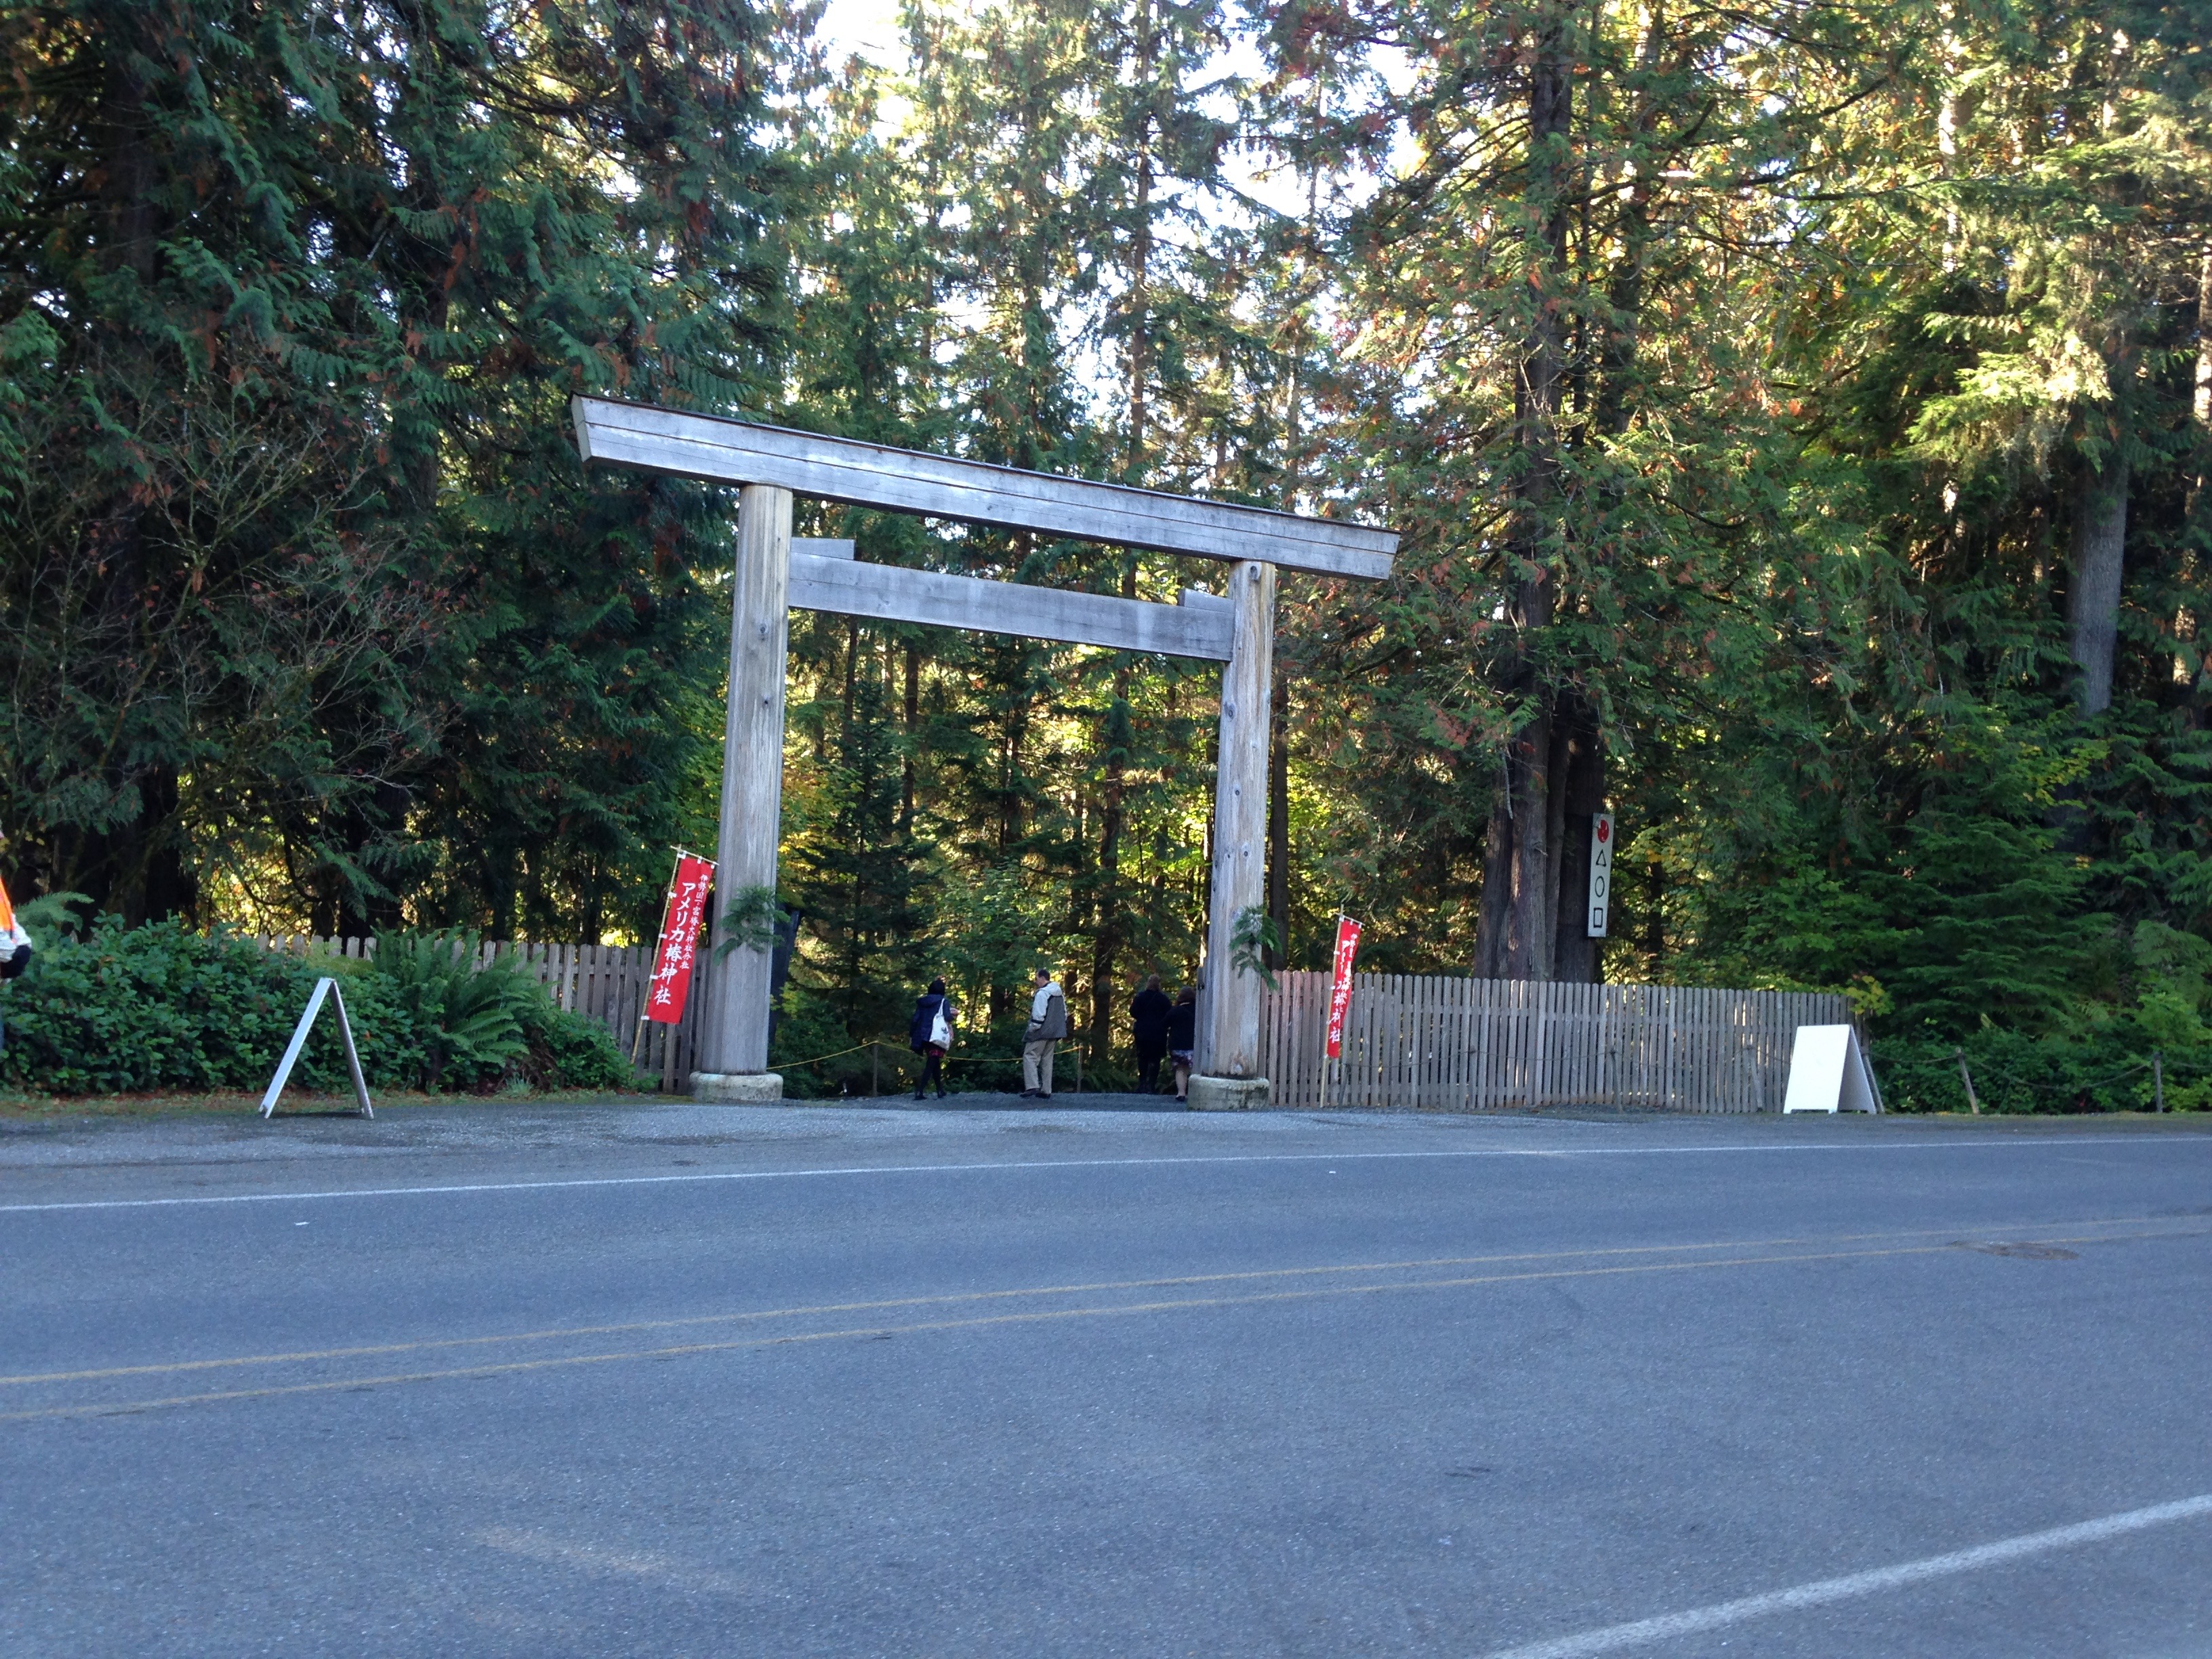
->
[693, 483, 794, 1103]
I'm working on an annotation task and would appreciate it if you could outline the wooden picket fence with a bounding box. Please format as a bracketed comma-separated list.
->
[1259, 972, 1851, 1113]
[260, 935, 704, 1092]
[262, 937, 1848, 1111]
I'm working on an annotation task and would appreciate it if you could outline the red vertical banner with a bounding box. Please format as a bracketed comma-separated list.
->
[645, 853, 717, 1025]
[1324, 915, 1363, 1059]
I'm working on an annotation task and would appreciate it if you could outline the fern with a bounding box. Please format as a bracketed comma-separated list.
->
[369, 931, 532, 1090]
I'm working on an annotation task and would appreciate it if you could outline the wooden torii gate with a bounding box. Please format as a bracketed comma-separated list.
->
[573, 396, 1398, 1107]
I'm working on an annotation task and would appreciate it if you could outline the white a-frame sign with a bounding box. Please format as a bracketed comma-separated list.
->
[572, 398, 1399, 1108]
[260, 977, 373, 1118]
[1782, 1025, 1883, 1114]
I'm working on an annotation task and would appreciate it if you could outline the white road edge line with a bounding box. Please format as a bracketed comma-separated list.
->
[0, 1134, 2201, 1216]
[1483, 1493, 2212, 1659]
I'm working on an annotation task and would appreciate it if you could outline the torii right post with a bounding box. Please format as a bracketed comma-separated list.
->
[1189, 559, 1275, 1109]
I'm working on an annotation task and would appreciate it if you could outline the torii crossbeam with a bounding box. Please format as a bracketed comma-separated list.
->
[573, 396, 1398, 1107]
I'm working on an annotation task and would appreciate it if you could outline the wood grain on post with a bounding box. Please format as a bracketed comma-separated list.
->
[1194, 559, 1275, 1088]
[695, 483, 793, 1088]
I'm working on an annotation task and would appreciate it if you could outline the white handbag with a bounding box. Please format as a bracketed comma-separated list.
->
[929, 1006, 953, 1048]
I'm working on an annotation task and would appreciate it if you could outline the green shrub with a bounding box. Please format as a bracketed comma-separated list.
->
[0, 920, 377, 1093]
[369, 931, 533, 1089]
[1872, 919, 2212, 1113]
[1875, 1029, 2203, 1113]
[512, 981, 632, 1092]
[0, 918, 636, 1097]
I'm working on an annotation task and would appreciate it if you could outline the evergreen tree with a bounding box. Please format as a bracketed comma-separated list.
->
[0, 0, 796, 939]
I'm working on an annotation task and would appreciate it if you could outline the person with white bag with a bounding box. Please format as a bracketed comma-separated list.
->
[908, 976, 956, 1100]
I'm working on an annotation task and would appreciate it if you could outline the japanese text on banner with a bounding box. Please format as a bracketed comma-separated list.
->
[1324, 916, 1363, 1060]
[646, 853, 717, 1025]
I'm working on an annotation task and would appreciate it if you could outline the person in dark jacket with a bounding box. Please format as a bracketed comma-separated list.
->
[1130, 973, 1172, 1094]
[1165, 985, 1197, 1103]
[908, 977, 955, 1100]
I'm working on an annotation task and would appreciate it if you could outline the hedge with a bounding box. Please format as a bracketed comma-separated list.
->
[0, 919, 632, 1097]
[1874, 1029, 2211, 1113]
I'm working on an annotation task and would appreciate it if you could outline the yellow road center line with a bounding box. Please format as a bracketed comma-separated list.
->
[4, 1228, 2202, 1425]
[0, 1216, 2188, 1389]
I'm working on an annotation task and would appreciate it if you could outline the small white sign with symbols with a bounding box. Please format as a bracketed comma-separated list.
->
[1586, 812, 1614, 939]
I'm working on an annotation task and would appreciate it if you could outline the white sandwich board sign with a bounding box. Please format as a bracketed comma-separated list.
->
[260, 977, 373, 1119]
[1782, 1024, 1882, 1113]
[1586, 812, 1614, 938]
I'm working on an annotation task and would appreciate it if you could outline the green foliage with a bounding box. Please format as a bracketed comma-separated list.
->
[1670, 713, 2111, 1039]
[782, 632, 935, 1052]
[0, 0, 790, 938]
[14, 891, 90, 949]
[715, 888, 787, 959]
[1877, 1030, 2205, 1115]
[1869, 915, 2212, 1112]
[366, 933, 534, 1091]
[0, 920, 402, 1095]
[6, 0, 2212, 1109]
[1229, 907, 1284, 991]
[509, 987, 633, 1097]
[0, 919, 629, 1097]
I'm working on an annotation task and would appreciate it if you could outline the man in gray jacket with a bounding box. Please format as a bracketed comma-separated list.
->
[1021, 966, 1067, 1099]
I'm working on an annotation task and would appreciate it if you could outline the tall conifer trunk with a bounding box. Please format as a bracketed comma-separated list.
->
[1549, 700, 1606, 979]
[81, 14, 194, 924]
[2069, 445, 2130, 716]
[1267, 676, 1289, 969]
[1091, 670, 1130, 1063]
[2189, 245, 2211, 527]
[902, 641, 919, 827]
[1089, 0, 1157, 1063]
[1548, 144, 1652, 983]
[1477, 1, 1574, 981]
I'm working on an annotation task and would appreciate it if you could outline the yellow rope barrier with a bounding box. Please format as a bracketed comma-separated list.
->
[772, 1039, 997, 1069]
[772, 1039, 1023, 1073]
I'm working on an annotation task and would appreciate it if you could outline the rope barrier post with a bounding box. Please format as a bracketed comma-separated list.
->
[2154, 1050, 2165, 1113]
[1954, 1046, 1980, 1115]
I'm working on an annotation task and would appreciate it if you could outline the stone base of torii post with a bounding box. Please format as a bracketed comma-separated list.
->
[1189, 558, 1275, 1111]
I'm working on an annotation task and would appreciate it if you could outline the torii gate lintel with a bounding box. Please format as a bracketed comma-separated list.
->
[571, 396, 1397, 1107]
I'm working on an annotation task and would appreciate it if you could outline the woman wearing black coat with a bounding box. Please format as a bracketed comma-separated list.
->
[1129, 974, 1172, 1093]
[1164, 985, 1197, 1103]
[909, 977, 955, 1100]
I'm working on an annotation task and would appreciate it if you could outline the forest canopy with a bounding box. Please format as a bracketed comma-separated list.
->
[3, 0, 2211, 1102]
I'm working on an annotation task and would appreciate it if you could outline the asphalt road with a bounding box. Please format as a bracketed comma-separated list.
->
[2, 1099, 2209, 1658]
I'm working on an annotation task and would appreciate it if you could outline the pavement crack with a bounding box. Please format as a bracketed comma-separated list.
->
[1953, 1240, 2080, 1260]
